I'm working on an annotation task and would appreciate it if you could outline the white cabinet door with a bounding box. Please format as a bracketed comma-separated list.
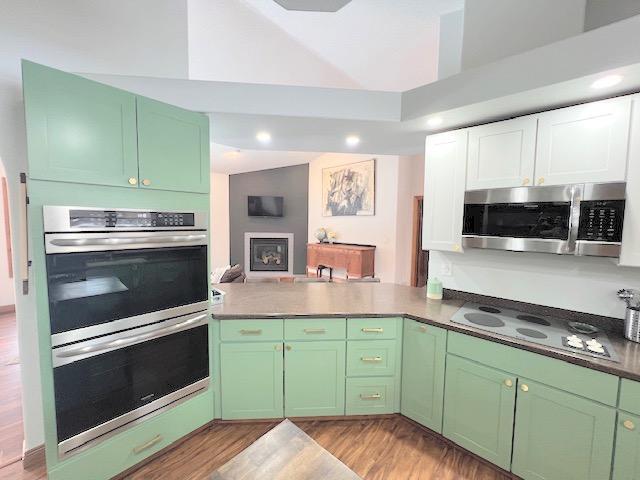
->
[466, 116, 537, 190]
[535, 97, 631, 186]
[422, 130, 468, 253]
[620, 95, 640, 267]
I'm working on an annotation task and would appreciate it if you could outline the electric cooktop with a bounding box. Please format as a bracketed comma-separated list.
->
[451, 302, 620, 362]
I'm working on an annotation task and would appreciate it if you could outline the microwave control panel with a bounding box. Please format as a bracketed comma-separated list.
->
[577, 200, 625, 242]
[69, 209, 196, 228]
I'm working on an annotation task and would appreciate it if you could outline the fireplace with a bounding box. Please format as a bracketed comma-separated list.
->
[244, 233, 294, 277]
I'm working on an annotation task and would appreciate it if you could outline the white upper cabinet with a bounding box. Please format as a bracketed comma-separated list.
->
[535, 97, 632, 186]
[620, 95, 640, 267]
[422, 129, 468, 253]
[466, 116, 537, 190]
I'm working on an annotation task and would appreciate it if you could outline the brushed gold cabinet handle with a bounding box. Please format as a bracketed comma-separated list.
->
[520, 384, 529, 392]
[624, 420, 635, 431]
[285, 345, 292, 351]
[522, 177, 530, 186]
[537, 177, 545, 185]
[361, 356, 382, 363]
[304, 328, 326, 334]
[128, 177, 138, 185]
[142, 179, 151, 186]
[360, 393, 382, 400]
[419, 325, 428, 333]
[361, 328, 383, 333]
[239, 329, 262, 335]
[504, 379, 513, 388]
[133, 434, 163, 454]
[275, 344, 282, 351]
[453, 244, 461, 252]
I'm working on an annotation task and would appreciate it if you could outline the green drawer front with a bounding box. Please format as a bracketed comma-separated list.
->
[347, 317, 399, 340]
[48, 389, 213, 480]
[284, 318, 346, 340]
[345, 377, 395, 415]
[220, 319, 283, 342]
[346, 340, 396, 377]
[620, 379, 640, 415]
[447, 332, 619, 406]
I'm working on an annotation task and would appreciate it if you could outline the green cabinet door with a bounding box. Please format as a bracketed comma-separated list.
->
[400, 319, 446, 433]
[284, 341, 346, 417]
[442, 354, 516, 470]
[136, 96, 209, 193]
[220, 342, 284, 419]
[613, 412, 640, 480]
[22, 61, 139, 188]
[512, 379, 616, 480]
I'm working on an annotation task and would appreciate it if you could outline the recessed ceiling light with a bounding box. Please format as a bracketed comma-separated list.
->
[591, 75, 623, 90]
[256, 131, 271, 143]
[346, 135, 360, 147]
[427, 116, 443, 128]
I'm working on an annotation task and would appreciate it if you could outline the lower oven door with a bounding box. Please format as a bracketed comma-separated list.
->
[51, 311, 209, 457]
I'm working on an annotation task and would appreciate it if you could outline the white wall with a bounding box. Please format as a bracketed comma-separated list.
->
[0, 160, 15, 307]
[437, 10, 464, 80]
[308, 153, 403, 283]
[461, 0, 586, 70]
[0, 0, 189, 450]
[210, 172, 230, 269]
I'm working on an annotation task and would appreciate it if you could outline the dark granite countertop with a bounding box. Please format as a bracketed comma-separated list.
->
[210, 283, 640, 382]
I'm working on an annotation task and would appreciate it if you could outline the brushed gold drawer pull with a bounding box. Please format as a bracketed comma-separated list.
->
[361, 356, 382, 363]
[275, 344, 282, 351]
[360, 393, 382, 400]
[520, 384, 529, 392]
[142, 178, 152, 186]
[239, 329, 262, 335]
[537, 177, 545, 185]
[361, 328, 383, 333]
[522, 177, 530, 186]
[624, 420, 635, 431]
[128, 177, 138, 185]
[285, 345, 292, 351]
[419, 325, 428, 333]
[504, 379, 513, 388]
[304, 328, 326, 334]
[133, 434, 163, 454]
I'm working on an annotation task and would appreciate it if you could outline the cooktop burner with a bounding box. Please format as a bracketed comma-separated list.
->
[451, 303, 619, 362]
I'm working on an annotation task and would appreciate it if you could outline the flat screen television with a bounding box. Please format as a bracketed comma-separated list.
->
[248, 196, 284, 217]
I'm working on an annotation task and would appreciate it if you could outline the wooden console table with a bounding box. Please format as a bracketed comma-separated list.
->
[307, 243, 375, 279]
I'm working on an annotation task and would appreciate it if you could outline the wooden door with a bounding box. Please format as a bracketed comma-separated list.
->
[466, 116, 537, 190]
[400, 320, 447, 432]
[535, 97, 631, 186]
[284, 341, 346, 417]
[411, 196, 428, 287]
[137, 96, 210, 193]
[512, 378, 616, 480]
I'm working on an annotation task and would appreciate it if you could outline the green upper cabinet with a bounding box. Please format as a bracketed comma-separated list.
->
[22, 61, 139, 188]
[136, 96, 210, 193]
[512, 379, 616, 480]
[400, 320, 446, 433]
[442, 354, 516, 471]
[613, 412, 640, 480]
[284, 341, 346, 417]
[220, 342, 284, 420]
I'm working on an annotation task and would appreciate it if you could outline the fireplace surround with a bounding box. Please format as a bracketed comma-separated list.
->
[244, 232, 294, 277]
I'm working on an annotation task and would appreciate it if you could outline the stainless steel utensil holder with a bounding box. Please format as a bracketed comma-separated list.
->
[624, 307, 640, 343]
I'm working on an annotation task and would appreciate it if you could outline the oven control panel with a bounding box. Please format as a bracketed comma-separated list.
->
[577, 200, 625, 242]
[69, 210, 196, 228]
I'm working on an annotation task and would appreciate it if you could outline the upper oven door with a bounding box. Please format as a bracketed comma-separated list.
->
[45, 231, 209, 346]
[462, 185, 577, 255]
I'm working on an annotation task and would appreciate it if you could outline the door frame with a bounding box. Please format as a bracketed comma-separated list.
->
[410, 195, 424, 287]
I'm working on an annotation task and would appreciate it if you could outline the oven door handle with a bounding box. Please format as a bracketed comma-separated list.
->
[54, 313, 208, 363]
[50, 234, 207, 248]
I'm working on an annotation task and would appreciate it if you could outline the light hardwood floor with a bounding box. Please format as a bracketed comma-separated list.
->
[0, 412, 510, 480]
[0, 311, 24, 469]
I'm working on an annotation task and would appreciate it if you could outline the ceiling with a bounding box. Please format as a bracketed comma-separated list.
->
[212, 143, 322, 174]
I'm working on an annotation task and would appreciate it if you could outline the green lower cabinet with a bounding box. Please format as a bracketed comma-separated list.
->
[220, 342, 284, 419]
[400, 319, 446, 433]
[512, 379, 616, 480]
[284, 341, 346, 417]
[613, 412, 640, 480]
[442, 354, 516, 471]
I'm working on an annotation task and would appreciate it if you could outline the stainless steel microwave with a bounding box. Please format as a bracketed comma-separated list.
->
[462, 182, 626, 257]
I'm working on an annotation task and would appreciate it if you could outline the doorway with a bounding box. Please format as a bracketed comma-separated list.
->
[0, 161, 21, 469]
[410, 196, 428, 287]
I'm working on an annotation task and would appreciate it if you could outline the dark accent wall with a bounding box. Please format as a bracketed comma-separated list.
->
[229, 164, 309, 274]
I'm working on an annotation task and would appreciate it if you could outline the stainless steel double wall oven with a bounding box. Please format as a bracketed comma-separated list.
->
[43, 206, 210, 457]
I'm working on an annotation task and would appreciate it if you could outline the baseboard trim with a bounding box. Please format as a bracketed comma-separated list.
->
[0, 304, 15, 315]
[22, 444, 45, 470]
